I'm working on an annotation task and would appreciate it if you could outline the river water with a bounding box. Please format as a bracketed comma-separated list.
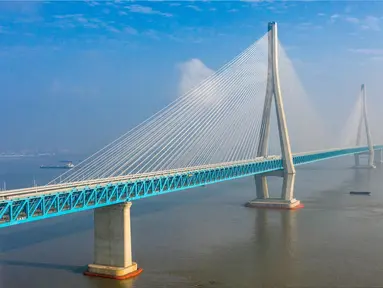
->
[1, 155, 383, 288]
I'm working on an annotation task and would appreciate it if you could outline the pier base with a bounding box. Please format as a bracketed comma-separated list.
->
[247, 173, 303, 210]
[353, 164, 376, 169]
[354, 153, 376, 169]
[85, 263, 142, 280]
[84, 202, 142, 280]
[246, 198, 303, 210]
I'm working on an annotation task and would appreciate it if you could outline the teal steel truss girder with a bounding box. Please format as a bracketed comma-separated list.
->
[0, 145, 382, 228]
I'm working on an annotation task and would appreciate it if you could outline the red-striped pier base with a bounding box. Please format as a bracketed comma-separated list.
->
[84, 268, 143, 280]
[245, 199, 304, 210]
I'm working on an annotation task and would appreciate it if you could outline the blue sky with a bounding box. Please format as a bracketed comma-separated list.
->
[1, 1, 383, 153]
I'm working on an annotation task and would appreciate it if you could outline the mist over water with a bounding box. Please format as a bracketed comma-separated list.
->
[277, 42, 330, 154]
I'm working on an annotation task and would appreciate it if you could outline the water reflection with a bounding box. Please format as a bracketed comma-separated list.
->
[349, 166, 373, 192]
[89, 278, 134, 288]
[253, 209, 297, 287]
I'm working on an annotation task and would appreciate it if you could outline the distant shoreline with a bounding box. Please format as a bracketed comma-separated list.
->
[0, 154, 56, 158]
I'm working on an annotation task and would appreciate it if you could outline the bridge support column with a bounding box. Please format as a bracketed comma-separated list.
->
[246, 22, 302, 210]
[374, 149, 383, 164]
[354, 84, 375, 169]
[255, 176, 269, 199]
[84, 202, 143, 280]
[247, 172, 301, 209]
[354, 154, 360, 167]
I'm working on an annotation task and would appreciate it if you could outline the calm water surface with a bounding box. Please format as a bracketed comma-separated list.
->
[1, 155, 383, 288]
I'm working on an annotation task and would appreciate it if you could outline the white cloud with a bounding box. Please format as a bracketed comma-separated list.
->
[106, 26, 120, 33]
[124, 26, 138, 35]
[176, 53, 268, 108]
[330, 14, 340, 22]
[85, 0, 100, 7]
[332, 14, 380, 31]
[349, 49, 383, 64]
[349, 48, 383, 55]
[362, 15, 380, 31]
[51, 14, 140, 35]
[125, 5, 172, 17]
[344, 16, 359, 24]
[54, 14, 83, 19]
[177, 59, 214, 96]
[186, 5, 202, 12]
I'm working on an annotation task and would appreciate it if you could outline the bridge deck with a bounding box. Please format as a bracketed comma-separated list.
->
[0, 146, 381, 228]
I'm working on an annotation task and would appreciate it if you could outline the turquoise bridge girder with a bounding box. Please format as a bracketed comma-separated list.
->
[0, 145, 382, 228]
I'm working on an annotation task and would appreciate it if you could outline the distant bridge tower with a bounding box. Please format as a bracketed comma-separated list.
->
[246, 22, 302, 209]
[354, 84, 376, 168]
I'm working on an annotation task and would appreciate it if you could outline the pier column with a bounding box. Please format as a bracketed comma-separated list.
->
[374, 149, 383, 164]
[255, 176, 269, 199]
[84, 202, 142, 280]
[247, 173, 301, 209]
[354, 154, 360, 167]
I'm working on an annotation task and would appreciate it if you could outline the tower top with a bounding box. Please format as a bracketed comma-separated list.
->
[268, 22, 277, 32]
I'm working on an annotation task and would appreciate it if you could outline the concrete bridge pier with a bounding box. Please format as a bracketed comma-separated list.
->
[374, 149, 383, 164]
[354, 152, 376, 168]
[354, 153, 375, 168]
[247, 172, 302, 209]
[354, 153, 361, 167]
[246, 22, 302, 210]
[84, 202, 143, 280]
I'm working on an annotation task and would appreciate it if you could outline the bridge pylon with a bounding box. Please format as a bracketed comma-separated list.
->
[246, 22, 302, 210]
[354, 84, 376, 168]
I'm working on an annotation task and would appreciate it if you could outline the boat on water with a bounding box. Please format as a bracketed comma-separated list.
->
[349, 191, 371, 195]
[40, 161, 74, 169]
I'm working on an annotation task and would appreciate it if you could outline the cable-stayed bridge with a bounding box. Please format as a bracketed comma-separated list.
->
[1, 22, 382, 280]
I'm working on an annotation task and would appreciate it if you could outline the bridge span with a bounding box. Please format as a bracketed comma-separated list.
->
[1, 22, 382, 280]
[1, 146, 382, 229]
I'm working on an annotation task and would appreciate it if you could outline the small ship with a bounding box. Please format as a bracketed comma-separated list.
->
[40, 161, 74, 169]
[350, 191, 371, 196]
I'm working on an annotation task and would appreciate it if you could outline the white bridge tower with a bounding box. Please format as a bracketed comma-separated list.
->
[246, 22, 302, 210]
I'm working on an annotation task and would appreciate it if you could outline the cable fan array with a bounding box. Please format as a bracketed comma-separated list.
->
[47, 30, 374, 186]
[50, 33, 271, 184]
